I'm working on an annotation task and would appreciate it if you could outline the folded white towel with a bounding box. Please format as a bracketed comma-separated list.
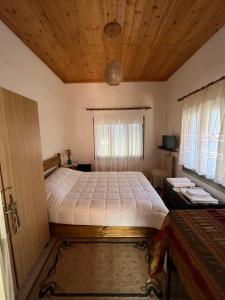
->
[167, 177, 191, 183]
[190, 197, 218, 204]
[167, 178, 195, 188]
[186, 189, 210, 199]
[181, 190, 218, 204]
[171, 182, 195, 188]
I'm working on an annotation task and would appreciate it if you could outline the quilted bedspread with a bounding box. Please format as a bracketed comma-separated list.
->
[150, 209, 225, 300]
[45, 168, 168, 228]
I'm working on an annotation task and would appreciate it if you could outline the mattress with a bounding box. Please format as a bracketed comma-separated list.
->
[45, 168, 168, 229]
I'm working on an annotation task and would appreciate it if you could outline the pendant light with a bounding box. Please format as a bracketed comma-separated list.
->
[103, 21, 123, 86]
[104, 59, 123, 86]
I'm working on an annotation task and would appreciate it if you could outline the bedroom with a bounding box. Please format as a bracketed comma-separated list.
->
[0, 0, 225, 299]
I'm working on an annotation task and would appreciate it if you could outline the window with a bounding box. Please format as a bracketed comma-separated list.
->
[94, 110, 144, 171]
[179, 79, 225, 187]
[95, 122, 143, 158]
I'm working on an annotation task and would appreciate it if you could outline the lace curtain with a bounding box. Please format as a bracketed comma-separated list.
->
[179, 79, 225, 186]
[94, 110, 144, 171]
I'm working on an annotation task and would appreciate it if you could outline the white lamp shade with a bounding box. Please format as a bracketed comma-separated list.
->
[104, 60, 123, 86]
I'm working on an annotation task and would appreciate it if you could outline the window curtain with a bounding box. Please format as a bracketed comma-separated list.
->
[94, 110, 144, 171]
[179, 79, 225, 186]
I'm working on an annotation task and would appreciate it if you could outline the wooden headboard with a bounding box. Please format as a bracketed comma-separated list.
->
[43, 153, 61, 174]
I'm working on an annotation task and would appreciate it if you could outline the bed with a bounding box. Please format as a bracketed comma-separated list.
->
[43, 154, 168, 237]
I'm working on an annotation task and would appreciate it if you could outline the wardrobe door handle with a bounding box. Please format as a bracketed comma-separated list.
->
[11, 196, 20, 232]
[5, 194, 20, 234]
[1, 186, 12, 193]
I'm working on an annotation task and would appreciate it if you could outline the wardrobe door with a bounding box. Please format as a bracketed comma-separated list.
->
[0, 87, 49, 289]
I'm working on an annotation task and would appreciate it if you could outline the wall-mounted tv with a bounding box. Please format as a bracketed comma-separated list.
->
[162, 135, 176, 150]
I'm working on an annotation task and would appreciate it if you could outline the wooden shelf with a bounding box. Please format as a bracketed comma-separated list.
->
[158, 146, 178, 152]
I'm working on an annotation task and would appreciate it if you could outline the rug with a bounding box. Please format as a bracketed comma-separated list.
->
[28, 238, 163, 300]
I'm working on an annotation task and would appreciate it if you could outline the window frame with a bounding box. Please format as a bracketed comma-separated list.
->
[182, 166, 225, 192]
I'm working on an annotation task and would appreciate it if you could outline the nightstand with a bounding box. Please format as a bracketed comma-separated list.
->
[76, 164, 92, 172]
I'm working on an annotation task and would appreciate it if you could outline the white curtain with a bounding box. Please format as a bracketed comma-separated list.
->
[179, 79, 225, 186]
[94, 110, 144, 171]
[0, 194, 15, 300]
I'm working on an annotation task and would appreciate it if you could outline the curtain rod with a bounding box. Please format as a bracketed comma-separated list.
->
[86, 106, 152, 111]
[177, 75, 225, 102]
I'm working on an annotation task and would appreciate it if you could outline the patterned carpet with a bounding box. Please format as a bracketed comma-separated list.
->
[28, 238, 163, 300]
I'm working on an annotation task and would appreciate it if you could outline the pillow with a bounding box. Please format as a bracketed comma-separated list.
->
[45, 167, 81, 201]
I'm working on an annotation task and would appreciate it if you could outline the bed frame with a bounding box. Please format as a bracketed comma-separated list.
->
[43, 152, 61, 177]
[49, 223, 156, 238]
[43, 154, 157, 238]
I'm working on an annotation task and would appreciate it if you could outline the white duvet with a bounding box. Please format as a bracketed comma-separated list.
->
[45, 168, 168, 229]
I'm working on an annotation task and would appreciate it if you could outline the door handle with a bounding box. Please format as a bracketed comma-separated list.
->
[11, 197, 20, 230]
[1, 186, 12, 193]
[5, 194, 20, 234]
[0, 165, 20, 234]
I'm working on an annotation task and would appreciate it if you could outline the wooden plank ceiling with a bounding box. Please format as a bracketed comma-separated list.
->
[0, 0, 225, 82]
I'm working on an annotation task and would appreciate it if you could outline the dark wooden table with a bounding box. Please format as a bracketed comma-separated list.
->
[162, 180, 225, 210]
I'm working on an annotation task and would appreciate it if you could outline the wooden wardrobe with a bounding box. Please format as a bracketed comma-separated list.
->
[0, 87, 49, 295]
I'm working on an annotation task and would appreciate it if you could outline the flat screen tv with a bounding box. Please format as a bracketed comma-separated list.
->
[162, 135, 176, 150]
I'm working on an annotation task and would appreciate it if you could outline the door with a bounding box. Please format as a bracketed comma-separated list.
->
[0, 87, 49, 291]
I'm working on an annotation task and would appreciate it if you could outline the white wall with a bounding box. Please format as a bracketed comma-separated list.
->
[0, 21, 69, 159]
[66, 82, 167, 177]
[166, 25, 225, 200]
